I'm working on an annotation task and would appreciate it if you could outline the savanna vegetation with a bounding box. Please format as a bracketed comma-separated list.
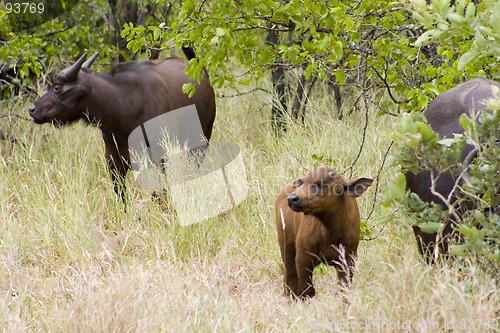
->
[1, 0, 499, 331]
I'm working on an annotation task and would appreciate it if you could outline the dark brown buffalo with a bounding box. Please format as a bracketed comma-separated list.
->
[406, 78, 500, 262]
[275, 168, 372, 299]
[29, 49, 216, 198]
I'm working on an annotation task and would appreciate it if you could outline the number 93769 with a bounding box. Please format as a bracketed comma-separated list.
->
[5, 2, 44, 14]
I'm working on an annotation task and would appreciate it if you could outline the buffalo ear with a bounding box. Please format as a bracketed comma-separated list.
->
[293, 178, 303, 188]
[343, 178, 373, 197]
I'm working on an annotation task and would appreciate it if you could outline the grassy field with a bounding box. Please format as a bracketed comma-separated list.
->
[0, 84, 498, 332]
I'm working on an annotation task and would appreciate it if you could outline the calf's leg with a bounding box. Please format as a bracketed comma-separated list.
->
[282, 242, 299, 297]
[295, 250, 317, 299]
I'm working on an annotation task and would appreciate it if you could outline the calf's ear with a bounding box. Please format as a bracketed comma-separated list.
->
[343, 178, 373, 197]
[293, 178, 303, 188]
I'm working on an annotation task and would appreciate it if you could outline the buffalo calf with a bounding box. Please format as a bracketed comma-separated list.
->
[275, 167, 372, 299]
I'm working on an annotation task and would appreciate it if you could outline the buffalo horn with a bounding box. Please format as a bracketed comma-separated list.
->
[62, 53, 88, 81]
[82, 52, 99, 69]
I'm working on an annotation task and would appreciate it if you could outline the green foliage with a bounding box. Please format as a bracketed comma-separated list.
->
[122, 0, 429, 110]
[0, 0, 116, 98]
[0, 0, 173, 98]
[122, 23, 147, 54]
[413, 0, 500, 76]
[391, 112, 466, 173]
[117, 0, 499, 126]
[402, 0, 500, 112]
[2, 0, 80, 32]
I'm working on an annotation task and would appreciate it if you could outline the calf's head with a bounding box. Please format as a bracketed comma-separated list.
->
[29, 52, 98, 126]
[287, 168, 373, 214]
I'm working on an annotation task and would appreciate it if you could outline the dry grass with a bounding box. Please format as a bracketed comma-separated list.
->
[0, 85, 498, 332]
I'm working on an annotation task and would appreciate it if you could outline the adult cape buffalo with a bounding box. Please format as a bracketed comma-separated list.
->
[406, 78, 500, 263]
[29, 48, 216, 199]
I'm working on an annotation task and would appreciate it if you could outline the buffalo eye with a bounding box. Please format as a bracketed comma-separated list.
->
[312, 181, 327, 195]
[315, 181, 327, 189]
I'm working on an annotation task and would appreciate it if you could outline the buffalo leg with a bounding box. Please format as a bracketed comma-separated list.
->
[295, 250, 317, 299]
[282, 242, 298, 297]
[102, 132, 129, 202]
[413, 222, 455, 264]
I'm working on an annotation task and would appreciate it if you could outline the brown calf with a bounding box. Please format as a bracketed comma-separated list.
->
[275, 167, 373, 299]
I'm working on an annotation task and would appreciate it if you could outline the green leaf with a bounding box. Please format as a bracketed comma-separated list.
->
[210, 36, 219, 45]
[415, 30, 442, 47]
[418, 222, 442, 234]
[459, 114, 473, 132]
[182, 83, 196, 98]
[216, 28, 226, 36]
[457, 49, 479, 70]
[126, 40, 135, 51]
[333, 40, 343, 59]
[153, 28, 161, 41]
[465, 2, 476, 21]
[132, 40, 141, 53]
[313, 263, 328, 275]
[305, 64, 314, 79]
[449, 245, 467, 257]
[491, 4, 500, 32]
[447, 13, 466, 25]
[382, 172, 407, 206]
[437, 138, 456, 147]
[335, 70, 345, 85]
[456, 225, 477, 241]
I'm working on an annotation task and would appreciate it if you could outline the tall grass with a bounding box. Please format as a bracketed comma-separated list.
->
[0, 86, 498, 332]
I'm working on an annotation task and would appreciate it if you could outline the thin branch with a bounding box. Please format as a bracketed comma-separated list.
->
[342, 91, 369, 179]
[362, 208, 398, 241]
[363, 93, 400, 117]
[446, 162, 472, 204]
[233, 25, 290, 33]
[219, 87, 270, 98]
[372, 64, 411, 104]
[365, 141, 394, 223]
[196, 0, 209, 15]
[429, 169, 461, 222]
[44, 19, 75, 37]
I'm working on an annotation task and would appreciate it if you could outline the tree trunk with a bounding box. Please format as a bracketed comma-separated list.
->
[291, 73, 307, 122]
[267, 29, 287, 133]
[108, 0, 138, 62]
[328, 74, 343, 119]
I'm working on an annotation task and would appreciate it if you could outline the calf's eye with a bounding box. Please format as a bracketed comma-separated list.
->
[314, 182, 327, 189]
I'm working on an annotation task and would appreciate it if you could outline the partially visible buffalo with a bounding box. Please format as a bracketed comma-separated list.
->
[28, 48, 216, 199]
[406, 78, 500, 262]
